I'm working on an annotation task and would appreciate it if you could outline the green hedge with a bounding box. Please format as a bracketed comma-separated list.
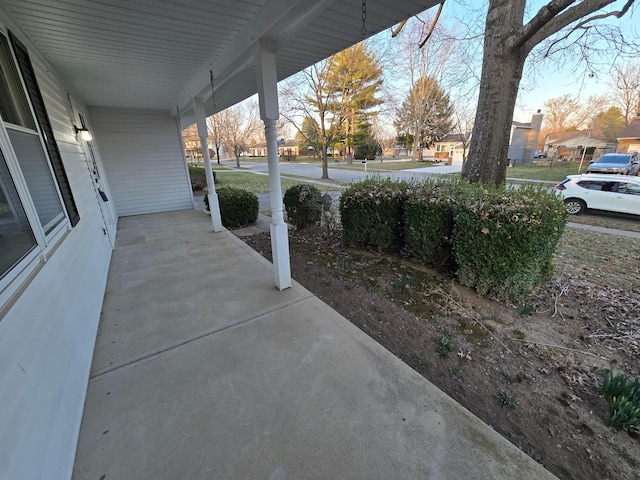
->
[403, 179, 469, 266]
[452, 184, 566, 301]
[188, 166, 216, 191]
[204, 187, 258, 228]
[340, 177, 411, 251]
[339, 178, 567, 301]
[283, 184, 322, 230]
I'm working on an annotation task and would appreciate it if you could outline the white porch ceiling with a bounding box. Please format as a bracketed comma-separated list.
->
[0, 0, 440, 126]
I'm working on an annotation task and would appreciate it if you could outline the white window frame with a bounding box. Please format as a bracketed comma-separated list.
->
[0, 28, 72, 308]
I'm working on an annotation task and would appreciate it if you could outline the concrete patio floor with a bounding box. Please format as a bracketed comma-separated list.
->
[72, 209, 558, 480]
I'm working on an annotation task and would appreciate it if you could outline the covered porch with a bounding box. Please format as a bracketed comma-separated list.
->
[72, 210, 557, 479]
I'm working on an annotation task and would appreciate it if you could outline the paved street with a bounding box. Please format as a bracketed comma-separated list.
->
[218, 158, 463, 184]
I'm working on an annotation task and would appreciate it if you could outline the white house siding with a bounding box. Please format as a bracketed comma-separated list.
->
[0, 31, 113, 480]
[90, 107, 194, 217]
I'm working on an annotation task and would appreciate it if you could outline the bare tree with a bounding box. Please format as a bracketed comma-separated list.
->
[280, 61, 345, 179]
[370, 117, 396, 158]
[219, 101, 261, 168]
[543, 94, 581, 131]
[181, 124, 201, 162]
[609, 62, 640, 125]
[206, 115, 223, 164]
[392, 16, 458, 161]
[452, 102, 475, 163]
[460, 0, 637, 185]
[543, 93, 609, 131]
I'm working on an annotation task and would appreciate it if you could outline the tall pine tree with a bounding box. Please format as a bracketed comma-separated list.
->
[326, 43, 383, 163]
[395, 76, 453, 160]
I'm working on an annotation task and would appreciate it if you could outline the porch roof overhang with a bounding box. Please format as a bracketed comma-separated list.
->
[0, 0, 439, 128]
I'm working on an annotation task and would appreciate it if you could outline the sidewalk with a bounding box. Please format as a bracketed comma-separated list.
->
[72, 209, 558, 480]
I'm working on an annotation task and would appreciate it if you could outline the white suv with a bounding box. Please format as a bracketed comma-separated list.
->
[555, 174, 640, 215]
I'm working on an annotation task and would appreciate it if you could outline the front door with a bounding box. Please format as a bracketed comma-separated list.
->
[71, 100, 117, 245]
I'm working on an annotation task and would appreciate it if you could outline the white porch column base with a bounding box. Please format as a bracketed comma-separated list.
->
[270, 222, 292, 290]
[193, 97, 223, 233]
[256, 40, 291, 290]
[207, 192, 223, 232]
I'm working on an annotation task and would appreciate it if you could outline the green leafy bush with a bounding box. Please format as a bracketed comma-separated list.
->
[188, 166, 216, 191]
[283, 184, 322, 230]
[354, 141, 380, 160]
[204, 187, 258, 228]
[451, 184, 566, 301]
[403, 179, 470, 266]
[340, 177, 411, 251]
[599, 370, 640, 431]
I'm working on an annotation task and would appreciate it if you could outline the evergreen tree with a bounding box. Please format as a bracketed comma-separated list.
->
[395, 77, 453, 160]
[326, 44, 383, 163]
[282, 42, 384, 178]
[593, 106, 626, 143]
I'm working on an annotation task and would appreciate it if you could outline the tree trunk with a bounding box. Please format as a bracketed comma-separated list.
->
[215, 146, 220, 165]
[321, 153, 329, 179]
[462, 2, 527, 185]
[235, 154, 241, 168]
[321, 142, 329, 179]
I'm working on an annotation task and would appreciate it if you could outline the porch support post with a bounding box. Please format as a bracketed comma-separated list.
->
[256, 40, 291, 290]
[193, 97, 222, 232]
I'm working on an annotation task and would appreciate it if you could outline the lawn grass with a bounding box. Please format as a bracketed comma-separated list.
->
[280, 174, 346, 190]
[506, 161, 585, 182]
[554, 227, 640, 290]
[568, 211, 640, 233]
[214, 171, 338, 193]
[328, 159, 445, 172]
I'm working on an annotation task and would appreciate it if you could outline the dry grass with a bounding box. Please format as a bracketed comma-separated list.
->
[568, 211, 640, 233]
[554, 227, 640, 290]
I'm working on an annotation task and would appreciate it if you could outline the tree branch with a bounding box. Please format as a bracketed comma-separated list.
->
[530, 0, 634, 52]
[514, 0, 575, 49]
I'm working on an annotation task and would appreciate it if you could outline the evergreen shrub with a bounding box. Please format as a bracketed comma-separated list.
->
[403, 179, 470, 266]
[340, 177, 411, 251]
[283, 184, 322, 230]
[452, 184, 567, 301]
[188, 166, 216, 191]
[205, 186, 258, 228]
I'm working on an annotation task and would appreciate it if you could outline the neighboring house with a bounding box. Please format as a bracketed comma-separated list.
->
[617, 113, 640, 153]
[0, 1, 440, 479]
[433, 134, 466, 165]
[507, 111, 543, 164]
[543, 131, 614, 160]
[250, 139, 300, 157]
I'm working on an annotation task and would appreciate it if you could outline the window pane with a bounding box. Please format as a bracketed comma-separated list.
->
[7, 128, 64, 234]
[0, 37, 35, 129]
[0, 149, 37, 279]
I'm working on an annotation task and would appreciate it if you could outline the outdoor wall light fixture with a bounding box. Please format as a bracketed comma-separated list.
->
[74, 125, 93, 141]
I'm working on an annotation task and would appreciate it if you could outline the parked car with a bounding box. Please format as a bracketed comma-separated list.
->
[585, 152, 639, 175]
[533, 150, 547, 158]
[555, 174, 640, 215]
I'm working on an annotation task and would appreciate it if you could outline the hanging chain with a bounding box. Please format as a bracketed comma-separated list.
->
[361, 0, 367, 36]
[209, 70, 217, 111]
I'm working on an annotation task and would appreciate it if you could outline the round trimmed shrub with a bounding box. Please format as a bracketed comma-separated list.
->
[205, 187, 258, 228]
[188, 166, 216, 191]
[339, 177, 411, 251]
[283, 184, 322, 230]
[403, 179, 469, 267]
[452, 184, 567, 301]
